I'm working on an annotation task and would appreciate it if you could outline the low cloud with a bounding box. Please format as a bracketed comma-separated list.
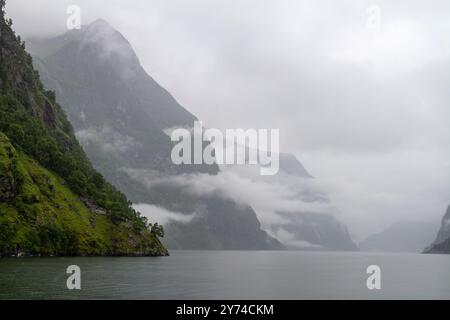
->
[274, 227, 324, 249]
[124, 164, 339, 234]
[76, 126, 141, 154]
[133, 203, 196, 225]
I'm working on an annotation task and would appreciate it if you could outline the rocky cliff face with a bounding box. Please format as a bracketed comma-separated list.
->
[424, 205, 450, 254]
[28, 19, 283, 250]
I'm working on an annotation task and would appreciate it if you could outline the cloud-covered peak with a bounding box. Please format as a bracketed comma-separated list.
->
[88, 18, 111, 27]
[83, 18, 120, 38]
[77, 19, 142, 77]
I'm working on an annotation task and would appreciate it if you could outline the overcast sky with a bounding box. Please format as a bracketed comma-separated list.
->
[6, 0, 450, 239]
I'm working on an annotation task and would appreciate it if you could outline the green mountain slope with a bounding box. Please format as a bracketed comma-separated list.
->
[28, 19, 284, 250]
[0, 3, 167, 256]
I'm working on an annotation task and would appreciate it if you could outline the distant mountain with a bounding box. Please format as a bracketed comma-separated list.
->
[28, 19, 283, 250]
[280, 158, 357, 251]
[271, 212, 358, 251]
[225, 153, 358, 251]
[424, 205, 450, 254]
[0, 6, 167, 256]
[278, 153, 313, 178]
[359, 220, 440, 253]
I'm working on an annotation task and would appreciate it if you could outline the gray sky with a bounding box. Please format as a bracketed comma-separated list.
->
[7, 0, 450, 239]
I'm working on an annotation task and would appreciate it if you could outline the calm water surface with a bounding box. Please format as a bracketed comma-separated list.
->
[0, 251, 449, 299]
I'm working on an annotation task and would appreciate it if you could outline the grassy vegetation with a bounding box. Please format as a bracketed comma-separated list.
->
[0, 1, 167, 256]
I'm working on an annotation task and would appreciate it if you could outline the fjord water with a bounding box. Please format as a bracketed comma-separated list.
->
[1, 251, 449, 300]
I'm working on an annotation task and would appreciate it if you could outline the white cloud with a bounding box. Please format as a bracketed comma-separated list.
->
[273, 227, 324, 249]
[76, 126, 140, 153]
[133, 203, 196, 225]
[124, 165, 339, 234]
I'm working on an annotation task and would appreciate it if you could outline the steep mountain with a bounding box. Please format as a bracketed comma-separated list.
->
[0, 4, 167, 256]
[424, 205, 450, 254]
[224, 153, 358, 251]
[278, 153, 313, 178]
[359, 220, 440, 253]
[28, 19, 283, 250]
[270, 212, 358, 251]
